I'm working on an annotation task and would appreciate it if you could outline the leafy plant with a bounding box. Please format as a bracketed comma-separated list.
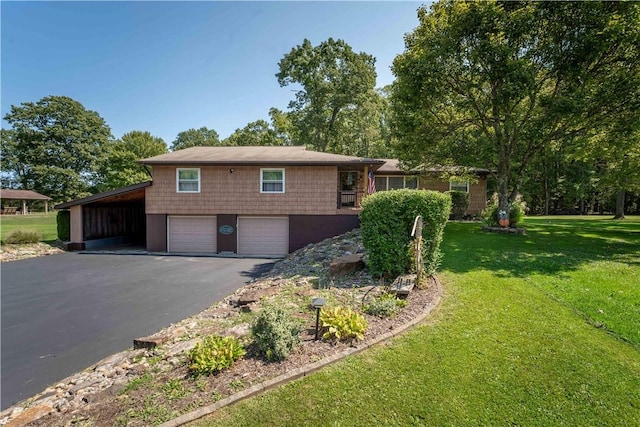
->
[188, 335, 246, 378]
[363, 292, 407, 318]
[361, 189, 451, 277]
[446, 190, 470, 220]
[320, 306, 367, 341]
[481, 193, 527, 227]
[251, 305, 302, 362]
[57, 210, 70, 241]
[3, 229, 43, 244]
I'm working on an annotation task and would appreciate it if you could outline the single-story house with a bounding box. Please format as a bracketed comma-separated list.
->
[55, 146, 488, 256]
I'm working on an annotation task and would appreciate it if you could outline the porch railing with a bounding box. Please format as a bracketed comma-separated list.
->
[337, 190, 364, 209]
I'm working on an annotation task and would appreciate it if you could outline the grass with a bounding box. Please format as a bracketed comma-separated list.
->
[190, 216, 640, 426]
[0, 212, 58, 244]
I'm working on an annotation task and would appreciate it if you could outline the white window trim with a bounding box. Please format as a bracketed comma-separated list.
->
[176, 168, 201, 193]
[260, 168, 285, 194]
[375, 175, 419, 191]
[449, 180, 469, 193]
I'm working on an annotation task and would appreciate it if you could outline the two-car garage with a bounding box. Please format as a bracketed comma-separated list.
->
[167, 216, 289, 256]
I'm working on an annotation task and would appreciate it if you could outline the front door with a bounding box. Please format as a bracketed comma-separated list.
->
[340, 171, 359, 207]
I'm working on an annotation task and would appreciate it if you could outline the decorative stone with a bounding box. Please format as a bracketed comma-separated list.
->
[328, 253, 365, 278]
[390, 274, 416, 296]
[236, 287, 279, 306]
[224, 323, 250, 338]
[5, 404, 52, 426]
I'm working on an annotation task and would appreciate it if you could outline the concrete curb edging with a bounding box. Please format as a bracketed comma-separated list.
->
[160, 275, 444, 427]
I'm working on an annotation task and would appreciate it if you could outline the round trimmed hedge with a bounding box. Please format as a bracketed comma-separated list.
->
[360, 189, 451, 278]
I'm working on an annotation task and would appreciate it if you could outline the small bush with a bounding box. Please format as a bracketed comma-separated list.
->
[320, 306, 367, 341]
[188, 335, 245, 377]
[481, 193, 527, 227]
[446, 190, 470, 220]
[363, 292, 408, 318]
[251, 305, 302, 362]
[361, 189, 451, 277]
[4, 229, 43, 244]
[57, 210, 70, 241]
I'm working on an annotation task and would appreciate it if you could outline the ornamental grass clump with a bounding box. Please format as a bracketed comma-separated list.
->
[3, 229, 43, 244]
[188, 335, 246, 378]
[251, 305, 302, 362]
[320, 306, 367, 341]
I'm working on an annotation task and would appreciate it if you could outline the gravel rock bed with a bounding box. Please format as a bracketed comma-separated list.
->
[1, 230, 441, 427]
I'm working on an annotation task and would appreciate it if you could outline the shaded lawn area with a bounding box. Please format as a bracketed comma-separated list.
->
[0, 212, 58, 243]
[191, 216, 640, 426]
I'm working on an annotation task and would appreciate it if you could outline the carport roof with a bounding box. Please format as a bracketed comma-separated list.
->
[55, 181, 151, 209]
[140, 146, 385, 169]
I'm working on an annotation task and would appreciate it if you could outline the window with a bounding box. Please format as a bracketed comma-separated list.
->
[177, 168, 200, 193]
[449, 180, 469, 193]
[261, 168, 285, 193]
[374, 176, 419, 191]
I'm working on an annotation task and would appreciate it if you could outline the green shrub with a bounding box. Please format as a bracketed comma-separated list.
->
[4, 229, 43, 244]
[188, 335, 246, 377]
[57, 210, 70, 241]
[446, 190, 470, 220]
[320, 306, 367, 341]
[481, 193, 527, 227]
[363, 292, 408, 318]
[360, 189, 451, 277]
[251, 305, 302, 362]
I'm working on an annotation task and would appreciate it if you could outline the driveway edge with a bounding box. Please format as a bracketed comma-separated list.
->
[159, 275, 444, 427]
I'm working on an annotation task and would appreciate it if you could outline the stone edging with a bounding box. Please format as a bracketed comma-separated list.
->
[159, 275, 444, 427]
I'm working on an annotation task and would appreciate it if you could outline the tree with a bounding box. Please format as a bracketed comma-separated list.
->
[276, 38, 378, 154]
[3, 95, 112, 202]
[391, 1, 640, 214]
[223, 120, 284, 146]
[170, 127, 220, 151]
[97, 131, 167, 191]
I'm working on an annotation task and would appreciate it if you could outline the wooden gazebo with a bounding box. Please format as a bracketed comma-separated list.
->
[0, 189, 51, 214]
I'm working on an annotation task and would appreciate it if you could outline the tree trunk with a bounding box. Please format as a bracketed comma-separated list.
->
[614, 189, 625, 219]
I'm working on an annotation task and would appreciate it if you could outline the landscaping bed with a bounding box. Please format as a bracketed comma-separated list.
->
[4, 230, 440, 427]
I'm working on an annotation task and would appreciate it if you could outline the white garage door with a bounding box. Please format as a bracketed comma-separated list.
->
[168, 216, 217, 253]
[237, 217, 289, 256]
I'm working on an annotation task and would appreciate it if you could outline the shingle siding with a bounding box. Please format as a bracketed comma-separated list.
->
[145, 165, 338, 215]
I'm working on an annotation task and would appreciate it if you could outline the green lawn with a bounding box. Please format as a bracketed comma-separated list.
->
[0, 212, 58, 243]
[192, 216, 640, 426]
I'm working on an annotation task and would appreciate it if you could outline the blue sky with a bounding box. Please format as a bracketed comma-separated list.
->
[1, 1, 426, 145]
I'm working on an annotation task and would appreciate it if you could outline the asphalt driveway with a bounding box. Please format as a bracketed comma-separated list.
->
[0, 253, 273, 410]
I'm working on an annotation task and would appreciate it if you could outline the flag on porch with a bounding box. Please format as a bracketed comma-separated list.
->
[368, 171, 376, 194]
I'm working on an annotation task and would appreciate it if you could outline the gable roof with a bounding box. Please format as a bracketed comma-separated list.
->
[141, 146, 385, 169]
[0, 189, 51, 200]
[376, 159, 490, 176]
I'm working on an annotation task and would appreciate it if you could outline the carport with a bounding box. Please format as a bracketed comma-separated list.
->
[55, 182, 150, 250]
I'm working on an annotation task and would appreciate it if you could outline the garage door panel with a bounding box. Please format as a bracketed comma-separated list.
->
[237, 217, 288, 256]
[169, 216, 217, 253]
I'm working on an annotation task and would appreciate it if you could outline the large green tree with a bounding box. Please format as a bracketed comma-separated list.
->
[170, 127, 220, 151]
[97, 130, 167, 191]
[276, 38, 379, 154]
[3, 95, 112, 202]
[222, 120, 284, 146]
[392, 1, 640, 214]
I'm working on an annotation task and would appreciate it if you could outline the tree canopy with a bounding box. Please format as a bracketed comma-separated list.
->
[97, 130, 167, 191]
[2, 95, 112, 202]
[276, 38, 382, 155]
[170, 127, 221, 151]
[391, 1, 640, 213]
